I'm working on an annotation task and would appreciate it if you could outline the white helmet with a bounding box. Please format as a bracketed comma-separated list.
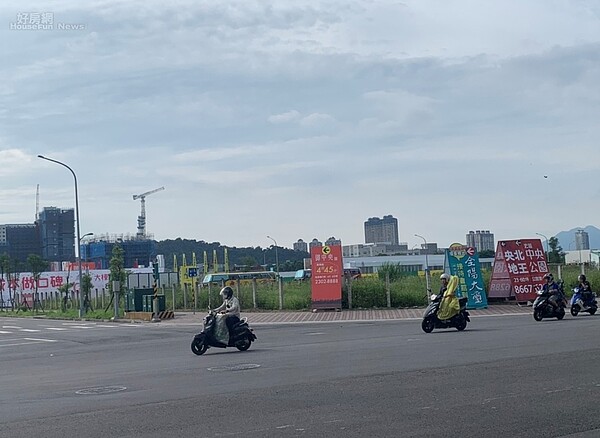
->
[219, 286, 233, 299]
[440, 273, 451, 281]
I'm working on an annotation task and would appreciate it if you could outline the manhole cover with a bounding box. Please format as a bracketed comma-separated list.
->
[207, 364, 261, 372]
[76, 386, 127, 395]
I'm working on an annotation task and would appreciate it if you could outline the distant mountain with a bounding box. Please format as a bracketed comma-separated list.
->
[555, 225, 600, 251]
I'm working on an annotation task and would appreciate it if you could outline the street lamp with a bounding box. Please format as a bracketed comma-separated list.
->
[414, 234, 431, 296]
[266, 235, 279, 277]
[535, 232, 549, 260]
[576, 230, 585, 275]
[80, 232, 94, 268]
[38, 155, 85, 318]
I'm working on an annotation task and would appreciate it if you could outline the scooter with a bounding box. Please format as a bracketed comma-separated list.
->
[191, 310, 256, 355]
[421, 293, 470, 333]
[570, 287, 597, 316]
[533, 289, 566, 321]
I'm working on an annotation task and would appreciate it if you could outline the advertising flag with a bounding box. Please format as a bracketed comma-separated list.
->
[445, 243, 488, 309]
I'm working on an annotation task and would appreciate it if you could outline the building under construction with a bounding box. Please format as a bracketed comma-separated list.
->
[81, 234, 157, 269]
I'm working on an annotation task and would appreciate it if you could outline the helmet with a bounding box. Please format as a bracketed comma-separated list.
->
[220, 286, 233, 300]
[578, 274, 587, 282]
[543, 273, 553, 282]
[440, 273, 451, 281]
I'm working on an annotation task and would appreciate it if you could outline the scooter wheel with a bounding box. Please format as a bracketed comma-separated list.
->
[456, 315, 467, 331]
[556, 309, 565, 320]
[191, 337, 208, 355]
[570, 305, 580, 317]
[590, 308, 597, 315]
[235, 336, 252, 351]
[533, 309, 543, 322]
[421, 317, 434, 333]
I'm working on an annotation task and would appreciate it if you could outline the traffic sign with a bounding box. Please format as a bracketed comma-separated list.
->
[187, 267, 198, 278]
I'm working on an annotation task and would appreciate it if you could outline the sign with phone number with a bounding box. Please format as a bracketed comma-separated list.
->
[311, 245, 342, 309]
[489, 239, 547, 301]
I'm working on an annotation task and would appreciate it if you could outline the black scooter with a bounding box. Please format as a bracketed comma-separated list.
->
[191, 310, 256, 355]
[533, 289, 566, 321]
[421, 293, 470, 333]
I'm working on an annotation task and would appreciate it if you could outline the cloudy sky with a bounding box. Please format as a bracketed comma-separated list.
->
[1, 0, 599, 250]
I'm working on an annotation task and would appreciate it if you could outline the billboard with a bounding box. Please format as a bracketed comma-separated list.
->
[488, 239, 548, 302]
[311, 245, 342, 310]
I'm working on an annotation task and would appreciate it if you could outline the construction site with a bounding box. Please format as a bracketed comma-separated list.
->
[80, 186, 165, 269]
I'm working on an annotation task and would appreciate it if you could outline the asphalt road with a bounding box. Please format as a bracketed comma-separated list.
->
[1, 313, 600, 438]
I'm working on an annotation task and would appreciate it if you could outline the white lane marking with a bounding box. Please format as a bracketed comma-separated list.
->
[46, 327, 68, 331]
[96, 325, 118, 328]
[62, 322, 96, 326]
[0, 342, 44, 347]
[0, 338, 58, 347]
[24, 338, 58, 342]
[0, 330, 13, 334]
[2, 326, 22, 329]
[19, 329, 41, 332]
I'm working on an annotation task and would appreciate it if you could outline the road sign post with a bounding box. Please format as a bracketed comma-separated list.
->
[152, 262, 161, 322]
[112, 280, 120, 320]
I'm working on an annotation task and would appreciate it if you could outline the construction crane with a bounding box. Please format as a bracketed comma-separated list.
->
[133, 186, 164, 239]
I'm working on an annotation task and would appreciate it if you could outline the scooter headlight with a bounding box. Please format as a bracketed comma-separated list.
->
[430, 294, 438, 301]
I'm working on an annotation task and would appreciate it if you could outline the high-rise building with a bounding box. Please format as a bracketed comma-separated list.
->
[466, 230, 495, 252]
[364, 215, 399, 245]
[325, 236, 342, 246]
[309, 238, 322, 250]
[0, 224, 41, 264]
[575, 229, 590, 250]
[293, 239, 308, 252]
[38, 207, 75, 262]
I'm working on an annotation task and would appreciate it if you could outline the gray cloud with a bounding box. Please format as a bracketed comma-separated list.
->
[1, 0, 599, 247]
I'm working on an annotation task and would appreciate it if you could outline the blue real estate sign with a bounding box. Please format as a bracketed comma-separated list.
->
[445, 243, 488, 309]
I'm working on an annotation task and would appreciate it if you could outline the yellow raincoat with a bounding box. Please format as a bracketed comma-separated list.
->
[437, 275, 460, 320]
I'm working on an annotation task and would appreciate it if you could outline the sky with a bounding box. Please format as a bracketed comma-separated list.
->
[1, 0, 599, 250]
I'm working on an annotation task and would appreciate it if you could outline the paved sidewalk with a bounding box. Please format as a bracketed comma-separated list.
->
[158, 303, 533, 325]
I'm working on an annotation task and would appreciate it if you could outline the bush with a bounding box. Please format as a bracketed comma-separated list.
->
[343, 276, 428, 308]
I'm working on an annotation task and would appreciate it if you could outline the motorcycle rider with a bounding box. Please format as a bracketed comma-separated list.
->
[577, 274, 594, 303]
[213, 286, 241, 339]
[437, 273, 460, 320]
[541, 273, 562, 312]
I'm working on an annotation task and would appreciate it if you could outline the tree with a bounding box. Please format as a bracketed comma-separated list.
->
[378, 262, 406, 282]
[1, 255, 20, 310]
[58, 269, 75, 312]
[0, 254, 10, 309]
[106, 244, 127, 312]
[27, 254, 48, 312]
[548, 237, 565, 264]
[238, 256, 258, 270]
[82, 272, 93, 312]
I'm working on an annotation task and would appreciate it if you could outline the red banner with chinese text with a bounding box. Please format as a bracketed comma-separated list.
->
[311, 245, 342, 310]
[488, 239, 548, 302]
